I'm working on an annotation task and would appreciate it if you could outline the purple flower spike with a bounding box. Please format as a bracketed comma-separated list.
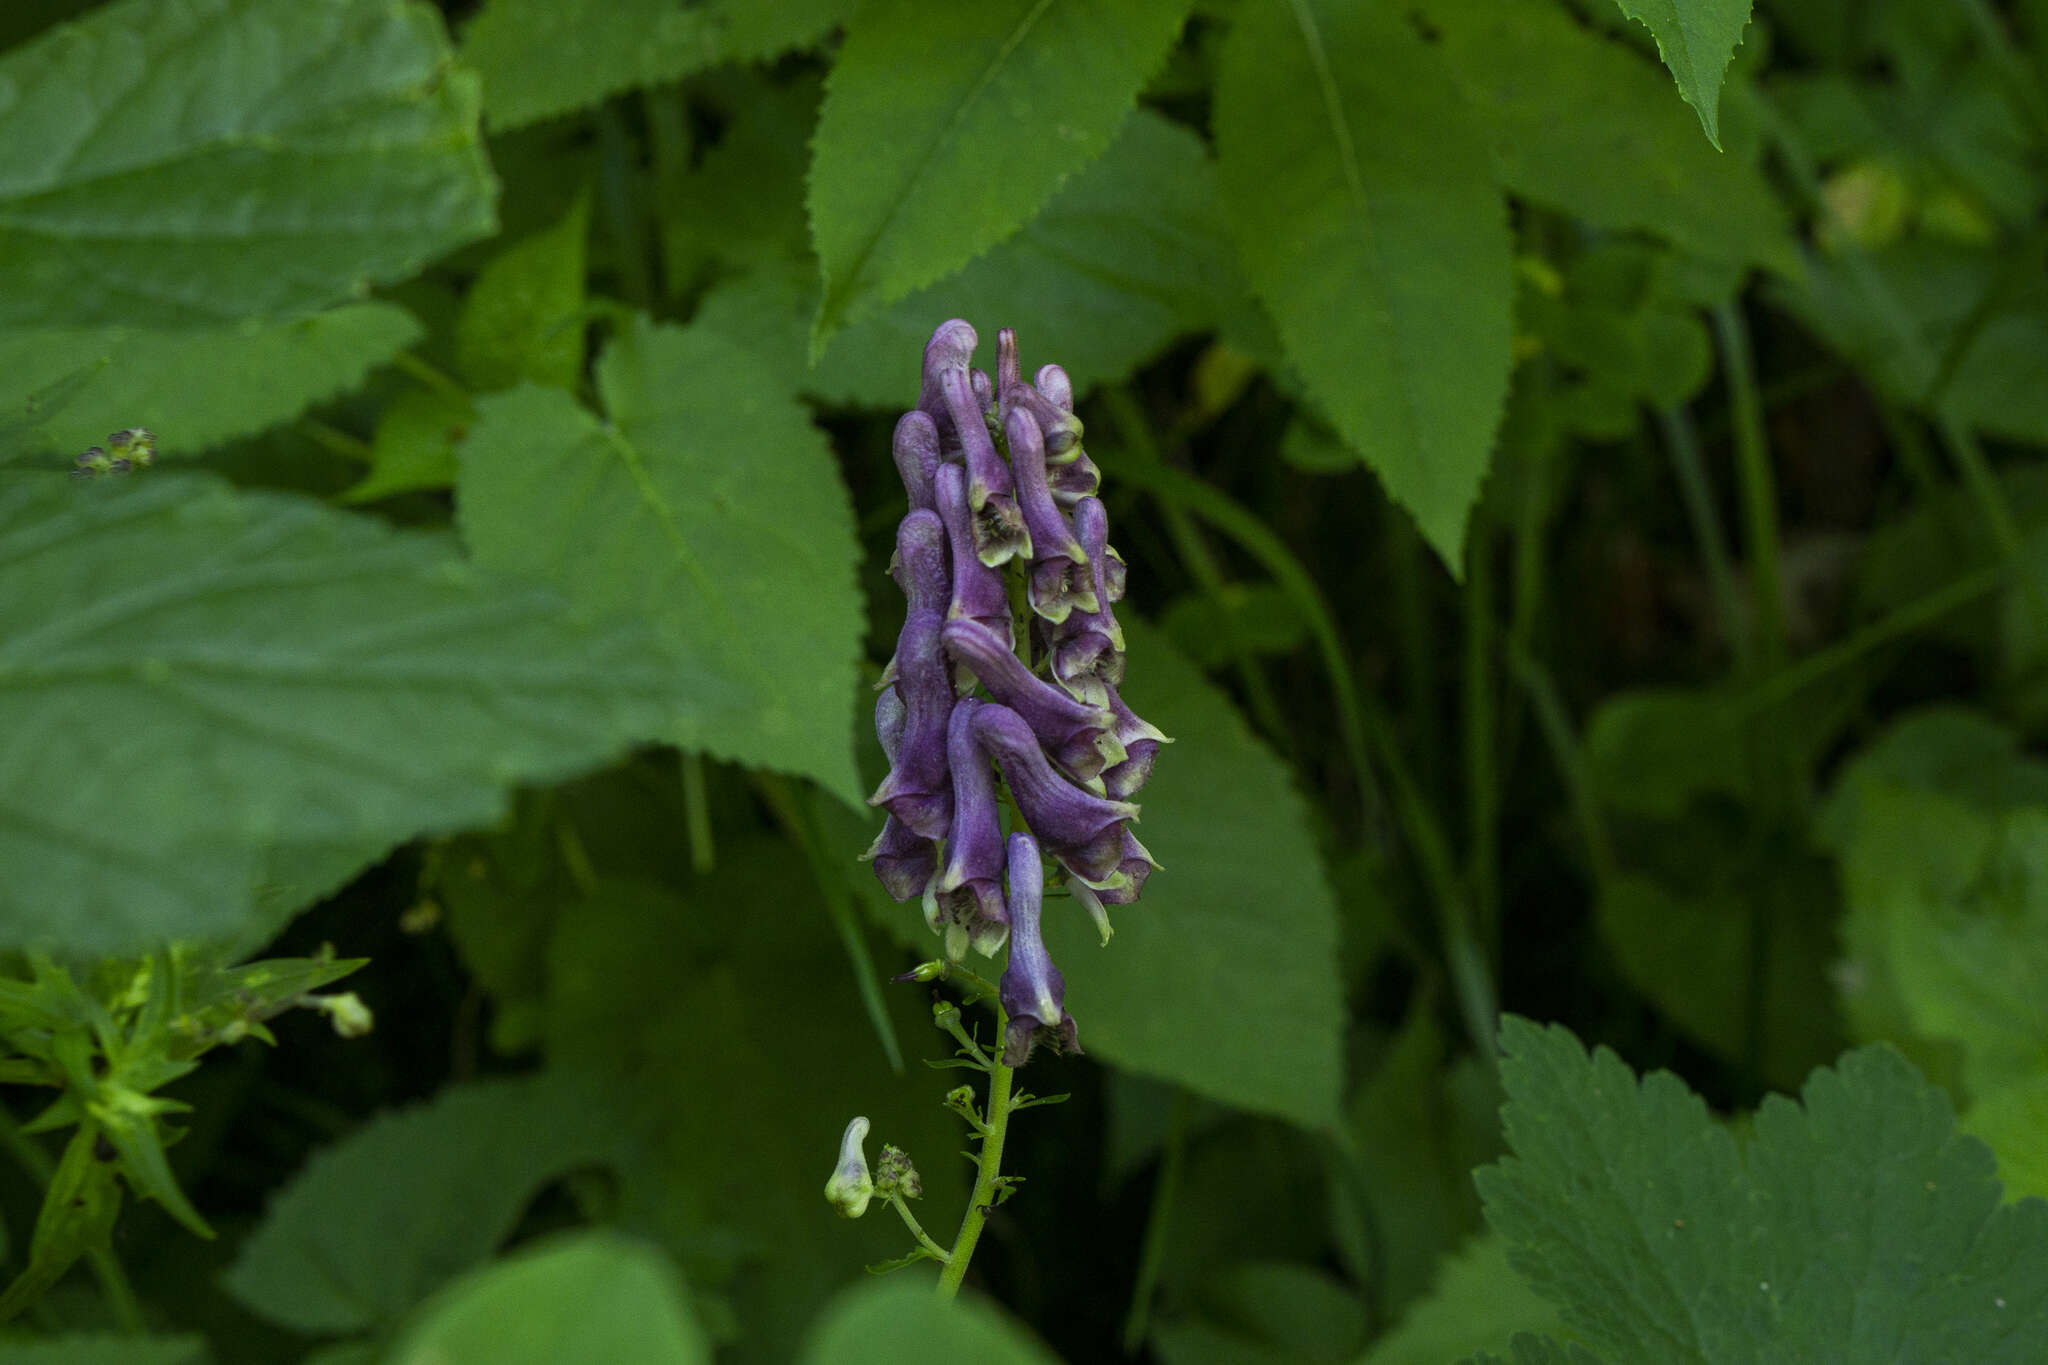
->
[942, 618, 1124, 779]
[972, 704, 1137, 881]
[916, 320, 979, 443]
[1005, 407, 1087, 566]
[892, 412, 942, 512]
[862, 815, 938, 902]
[933, 700, 1008, 958]
[1004, 381, 1084, 459]
[1034, 363, 1074, 413]
[941, 367, 1030, 566]
[1100, 682, 1169, 798]
[999, 833, 1079, 1066]
[868, 605, 956, 840]
[935, 463, 1012, 648]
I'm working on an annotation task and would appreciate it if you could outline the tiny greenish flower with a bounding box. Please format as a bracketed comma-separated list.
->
[312, 991, 374, 1039]
[875, 1144, 923, 1200]
[824, 1116, 874, 1219]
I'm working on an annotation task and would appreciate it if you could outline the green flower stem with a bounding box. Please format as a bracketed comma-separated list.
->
[935, 1012, 1017, 1301]
[0, 1107, 143, 1333]
[890, 1193, 952, 1266]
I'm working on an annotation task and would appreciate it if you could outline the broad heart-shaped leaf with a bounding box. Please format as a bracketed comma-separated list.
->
[1475, 1017, 2048, 1364]
[457, 318, 865, 805]
[388, 1232, 710, 1365]
[1416, 0, 1798, 278]
[1607, 0, 1754, 147]
[463, 0, 853, 132]
[0, 304, 422, 462]
[1214, 0, 1511, 574]
[1041, 620, 1344, 1132]
[0, 0, 496, 329]
[224, 1073, 622, 1334]
[0, 471, 693, 955]
[0, 1341, 208, 1365]
[806, 0, 1195, 354]
[798, 1279, 1059, 1365]
[698, 110, 1257, 409]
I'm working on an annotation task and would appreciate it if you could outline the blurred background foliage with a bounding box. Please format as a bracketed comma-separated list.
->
[0, 0, 2045, 1360]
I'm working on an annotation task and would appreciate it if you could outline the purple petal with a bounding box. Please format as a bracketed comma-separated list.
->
[875, 686, 906, 762]
[917, 320, 978, 444]
[941, 367, 1029, 565]
[892, 411, 942, 512]
[890, 509, 950, 616]
[935, 463, 1012, 648]
[1027, 554, 1100, 625]
[938, 699, 1005, 929]
[998, 832, 1080, 1066]
[996, 328, 1023, 409]
[1089, 828, 1161, 904]
[1034, 363, 1074, 413]
[1004, 381, 1083, 458]
[1047, 447, 1101, 508]
[861, 815, 938, 902]
[1005, 407, 1087, 566]
[1051, 497, 1126, 696]
[1100, 682, 1168, 798]
[942, 618, 1123, 780]
[972, 704, 1136, 878]
[867, 609, 954, 839]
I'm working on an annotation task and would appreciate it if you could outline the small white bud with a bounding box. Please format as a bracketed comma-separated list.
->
[823, 1117, 873, 1219]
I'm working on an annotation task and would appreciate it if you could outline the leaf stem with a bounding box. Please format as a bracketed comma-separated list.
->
[935, 1014, 1016, 1301]
[1120, 1088, 1190, 1354]
[889, 1193, 952, 1265]
[0, 1107, 143, 1333]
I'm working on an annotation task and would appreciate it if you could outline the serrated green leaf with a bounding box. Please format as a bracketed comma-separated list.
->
[1606, 0, 1752, 147]
[339, 384, 474, 504]
[388, 1232, 710, 1365]
[798, 1279, 1059, 1365]
[0, 0, 496, 329]
[1363, 1236, 1567, 1365]
[457, 317, 865, 805]
[1417, 0, 1797, 277]
[224, 1073, 622, 1334]
[0, 305, 423, 462]
[455, 194, 589, 392]
[807, 0, 1194, 353]
[1967, 1074, 2048, 1202]
[1041, 621, 1343, 1131]
[0, 471, 691, 954]
[1477, 1016, 2048, 1363]
[1214, 0, 1511, 572]
[0, 1339, 209, 1365]
[702, 110, 1255, 409]
[464, 0, 853, 132]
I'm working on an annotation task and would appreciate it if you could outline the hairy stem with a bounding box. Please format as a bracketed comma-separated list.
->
[935, 1014, 1016, 1300]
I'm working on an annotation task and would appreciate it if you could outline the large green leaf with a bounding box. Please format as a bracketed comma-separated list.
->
[1606, 0, 1754, 147]
[224, 1074, 621, 1334]
[458, 317, 865, 804]
[0, 0, 496, 329]
[1418, 0, 1798, 277]
[0, 471, 690, 954]
[1471, 1017, 2048, 1363]
[0, 304, 421, 461]
[1214, 0, 1511, 572]
[798, 1279, 1059, 1365]
[463, 0, 853, 131]
[1042, 621, 1344, 1132]
[807, 0, 1194, 352]
[388, 1233, 710, 1365]
[1362, 1236, 1568, 1365]
[699, 110, 1256, 409]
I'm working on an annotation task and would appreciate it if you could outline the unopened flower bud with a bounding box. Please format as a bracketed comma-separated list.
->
[875, 1144, 922, 1199]
[313, 992, 374, 1038]
[824, 1117, 874, 1218]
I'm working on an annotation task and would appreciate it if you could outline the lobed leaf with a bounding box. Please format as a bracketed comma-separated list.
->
[807, 0, 1194, 353]
[0, 0, 496, 328]
[1214, 0, 1512, 572]
[457, 317, 866, 804]
[0, 471, 691, 954]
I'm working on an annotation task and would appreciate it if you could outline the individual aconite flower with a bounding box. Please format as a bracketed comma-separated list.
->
[934, 463, 1013, 649]
[891, 411, 942, 513]
[1005, 406, 1087, 566]
[1100, 682, 1168, 799]
[868, 514, 956, 840]
[941, 366, 1030, 566]
[823, 1116, 874, 1218]
[971, 703, 1138, 885]
[929, 700, 1009, 958]
[941, 619, 1122, 781]
[998, 833, 1079, 1066]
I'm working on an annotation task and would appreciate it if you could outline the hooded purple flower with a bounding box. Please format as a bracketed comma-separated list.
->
[941, 367, 1030, 566]
[1084, 828, 1161, 903]
[892, 411, 942, 513]
[1004, 380, 1084, 459]
[1005, 407, 1087, 566]
[861, 687, 940, 899]
[941, 618, 1123, 780]
[998, 832, 1079, 1066]
[1099, 682, 1168, 799]
[935, 463, 1012, 650]
[868, 515, 956, 840]
[1034, 363, 1074, 413]
[916, 320, 978, 446]
[1047, 448, 1102, 508]
[929, 699, 1008, 958]
[1050, 497, 1127, 701]
[972, 703, 1137, 884]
